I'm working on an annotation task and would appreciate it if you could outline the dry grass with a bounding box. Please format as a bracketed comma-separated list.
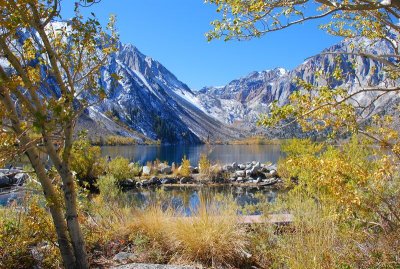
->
[228, 136, 283, 145]
[125, 193, 249, 267]
[169, 195, 248, 267]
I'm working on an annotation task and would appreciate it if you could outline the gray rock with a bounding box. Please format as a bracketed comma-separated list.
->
[223, 165, 234, 172]
[266, 164, 278, 171]
[235, 170, 245, 177]
[261, 178, 279, 186]
[161, 178, 177, 184]
[238, 164, 246, 170]
[254, 162, 261, 168]
[14, 173, 28, 185]
[142, 166, 151, 176]
[229, 177, 236, 182]
[149, 176, 161, 185]
[255, 177, 262, 183]
[245, 164, 253, 170]
[269, 169, 278, 177]
[113, 252, 136, 263]
[192, 167, 199, 174]
[0, 173, 11, 187]
[158, 164, 172, 175]
[232, 162, 238, 169]
[245, 169, 252, 177]
[180, 177, 192, 184]
[236, 177, 244, 182]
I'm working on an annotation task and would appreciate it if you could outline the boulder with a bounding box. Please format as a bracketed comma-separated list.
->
[119, 179, 136, 189]
[0, 173, 11, 187]
[246, 163, 253, 170]
[113, 252, 136, 263]
[223, 165, 234, 172]
[266, 164, 278, 171]
[261, 178, 279, 186]
[235, 170, 245, 177]
[232, 162, 238, 170]
[269, 169, 278, 177]
[236, 177, 244, 183]
[149, 176, 161, 185]
[14, 173, 28, 185]
[158, 164, 172, 175]
[238, 164, 246, 170]
[161, 178, 177, 184]
[142, 166, 151, 176]
[180, 177, 192, 184]
[229, 177, 236, 182]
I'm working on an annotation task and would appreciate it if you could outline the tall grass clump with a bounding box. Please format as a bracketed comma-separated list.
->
[198, 154, 211, 178]
[168, 193, 248, 267]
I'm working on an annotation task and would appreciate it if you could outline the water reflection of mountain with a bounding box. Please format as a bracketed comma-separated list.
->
[101, 144, 282, 165]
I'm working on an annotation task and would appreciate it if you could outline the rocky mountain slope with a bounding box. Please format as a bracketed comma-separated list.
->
[87, 43, 243, 144]
[195, 38, 397, 134]
[3, 23, 395, 143]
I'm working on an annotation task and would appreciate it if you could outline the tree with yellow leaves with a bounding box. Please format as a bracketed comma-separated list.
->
[0, 1, 117, 268]
[207, 0, 400, 148]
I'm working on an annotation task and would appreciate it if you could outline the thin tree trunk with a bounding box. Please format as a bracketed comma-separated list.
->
[25, 147, 77, 269]
[61, 167, 89, 269]
[0, 89, 76, 269]
[43, 129, 89, 269]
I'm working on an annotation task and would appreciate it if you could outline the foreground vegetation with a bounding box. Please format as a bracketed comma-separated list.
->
[1, 136, 399, 268]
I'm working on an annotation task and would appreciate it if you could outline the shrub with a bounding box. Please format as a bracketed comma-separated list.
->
[107, 157, 133, 182]
[179, 155, 191, 177]
[0, 196, 61, 269]
[71, 137, 106, 183]
[96, 175, 121, 203]
[129, 162, 141, 177]
[277, 137, 400, 268]
[198, 154, 210, 177]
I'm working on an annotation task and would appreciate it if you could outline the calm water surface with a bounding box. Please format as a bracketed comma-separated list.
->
[125, 185, 279, 215]
[101, 144, 283, 165]
[1, 145, 283, 208]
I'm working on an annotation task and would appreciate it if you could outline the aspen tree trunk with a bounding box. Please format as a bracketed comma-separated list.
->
[43, 124, 89, 269]
[0, 88, 77, 269]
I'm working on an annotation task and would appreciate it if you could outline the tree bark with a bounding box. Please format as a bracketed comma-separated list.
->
[0, 88, 77, 269]
[25, 147, 77, 269]
[43, 128, 89, 269]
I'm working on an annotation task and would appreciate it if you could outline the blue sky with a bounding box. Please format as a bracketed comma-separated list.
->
[61, 0, 342, 89]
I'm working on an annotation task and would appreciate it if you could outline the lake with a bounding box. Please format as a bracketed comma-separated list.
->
[126, 185, 279, 216]
[1, 144, 284, 208]
[101, 144, 283, 165]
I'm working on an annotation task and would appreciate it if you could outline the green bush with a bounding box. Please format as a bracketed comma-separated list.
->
[71, 137, 106, 182]
[96, 175, 121, 203]
[107, 156, 134, 181]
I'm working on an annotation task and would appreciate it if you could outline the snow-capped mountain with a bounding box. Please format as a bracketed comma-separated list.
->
[195, 37, 398, 134]
[3, 22, 395, 144]
[85, 42, 241, 144]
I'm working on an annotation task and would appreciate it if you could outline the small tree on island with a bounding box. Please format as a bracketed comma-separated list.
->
[0, 1, 117, 268]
